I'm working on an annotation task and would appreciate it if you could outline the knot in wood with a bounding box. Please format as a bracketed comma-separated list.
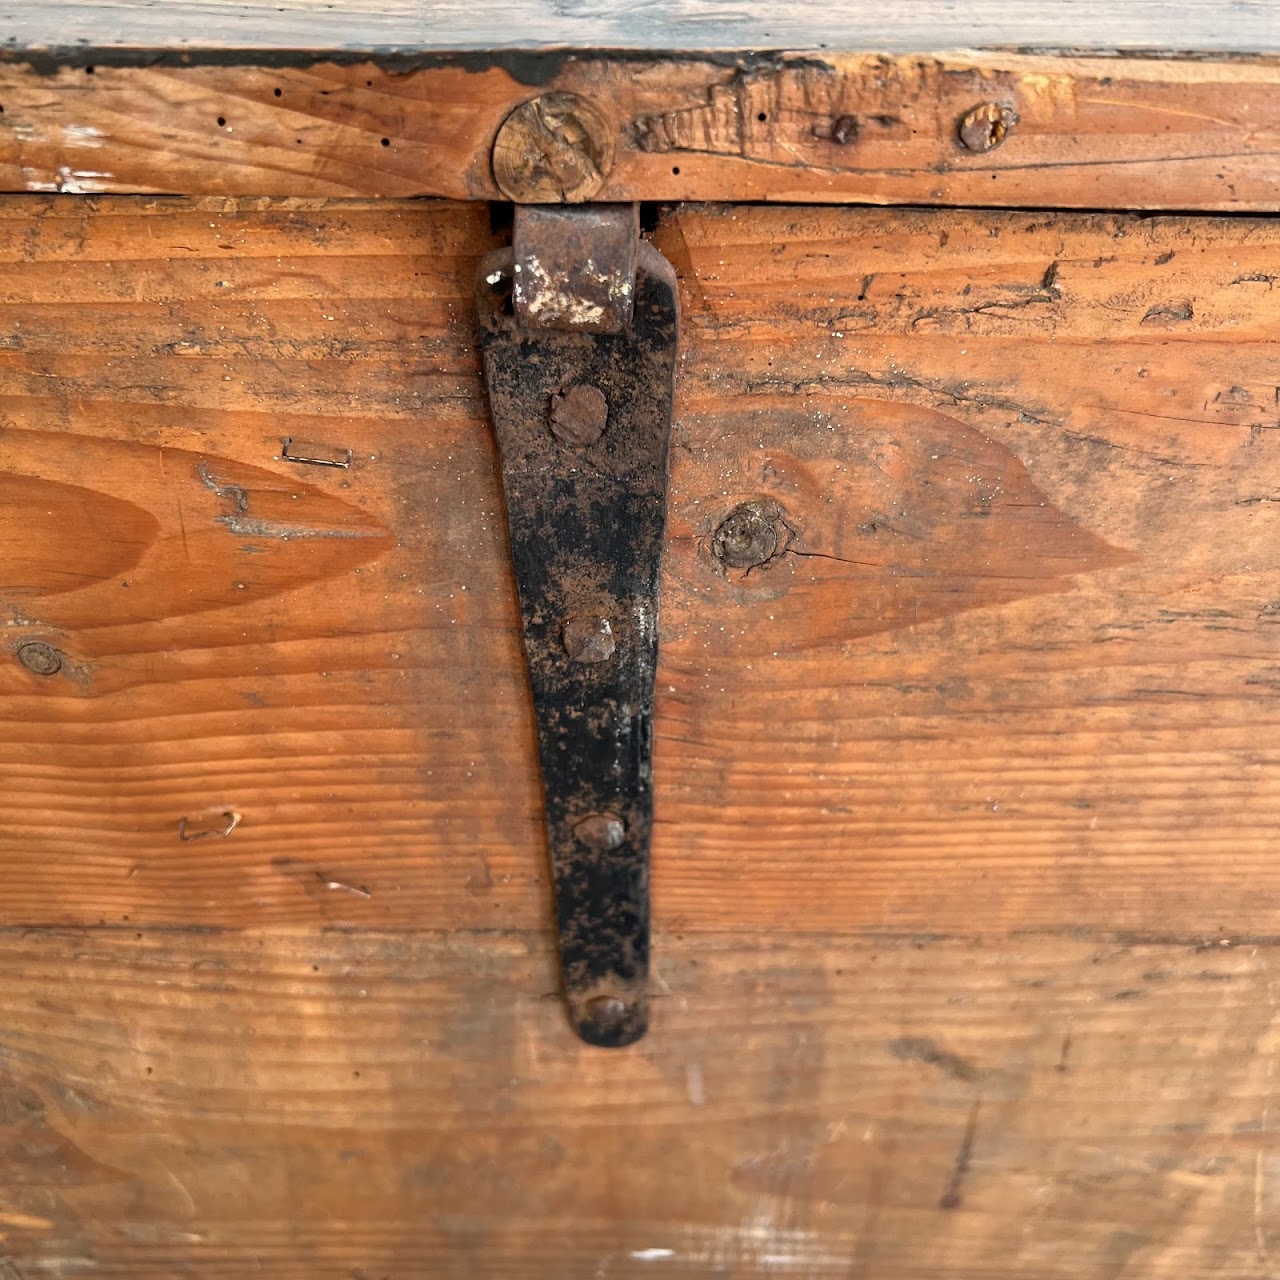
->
[957, 102, 1019, 153]
[713, 501, 782, 570]
[550, 384, 608, 446]
[491, 92, 615, 203]
[16, 641, 62, 676]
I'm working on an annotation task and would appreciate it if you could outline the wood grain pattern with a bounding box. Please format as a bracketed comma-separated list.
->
[3, 193, 1280, 1276]
[1, 926, 1278, 1278]
[1, 197, 1280, 944]
[6, 0, 1280, 54]
[0, 53, 1278, 209]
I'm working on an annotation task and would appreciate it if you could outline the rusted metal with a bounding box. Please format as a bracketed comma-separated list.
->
[549, 384, 609, 446]
[476, 205, 678, 1048]
[512, 204, 639, 334]
[562, 615, 617, 664]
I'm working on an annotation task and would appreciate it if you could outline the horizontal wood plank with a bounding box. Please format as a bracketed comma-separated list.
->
[0, 53, 1277, 208]
[0, 197, 1279, 943]
[0, 926, 1276, 1278]
[6, 0, 1280, 54]
[2, 926, 1280, 1274]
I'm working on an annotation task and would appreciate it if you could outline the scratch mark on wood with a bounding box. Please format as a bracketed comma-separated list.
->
[939, 1100, 982, 1210]
[1057, 1031, 1073, 1073]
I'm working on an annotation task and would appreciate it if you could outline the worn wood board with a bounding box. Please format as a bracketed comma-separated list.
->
[0, 196, 1278, 1274]
[0, 53, 1277, 209]
[1, 927, 1277, 1278]
[6, 0, 1280, 54]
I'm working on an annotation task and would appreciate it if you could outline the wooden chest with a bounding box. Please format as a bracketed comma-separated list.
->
[2, 5, 1280, 1276]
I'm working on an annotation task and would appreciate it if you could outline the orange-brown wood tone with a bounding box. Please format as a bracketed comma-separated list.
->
[0, 197, 1279, 1276]
[0, 52, 1278, 209]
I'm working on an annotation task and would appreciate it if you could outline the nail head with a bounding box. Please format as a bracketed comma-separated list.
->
[574, 813, 626, 851]
[550, 384, 608, 447]
[584, 994, 629, 1032]
[563, 615, 616, 663]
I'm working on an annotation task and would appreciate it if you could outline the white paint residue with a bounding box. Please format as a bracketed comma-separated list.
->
[23, 165, 113, 193]
[673, 1217, 852, 1273]
[633, 599, 652, 644]
[515, 253, 606, 327]
[581, 255, 634, 306]
[485, 269, 504, 285]
[54, 166, 113, 192]
[62, 124, 105, 148]
[630, 1249, 676, 1262]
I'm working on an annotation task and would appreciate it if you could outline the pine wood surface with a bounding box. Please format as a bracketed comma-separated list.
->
[0, 196, 1279, 1274]
[2, 927, 1278, 1278]
[1, 197, 1279, 935]
[0, 52, 1277, 209]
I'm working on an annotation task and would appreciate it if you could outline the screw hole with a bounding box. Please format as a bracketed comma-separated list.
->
[273, 87, 282, 97]
[380, 137, 390, 147]
[217, 116, 227, 127]
[84, 65, 95, 75]
[757, 111, 767, 122]
[671, 165, 680, 175]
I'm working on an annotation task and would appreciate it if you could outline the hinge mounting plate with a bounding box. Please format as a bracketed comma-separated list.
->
[476, 205, 679, 1048]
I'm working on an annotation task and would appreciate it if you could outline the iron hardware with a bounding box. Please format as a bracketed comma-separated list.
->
[476, 204, 679, 1047]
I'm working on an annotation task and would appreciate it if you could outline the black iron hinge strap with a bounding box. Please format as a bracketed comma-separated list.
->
[476, 205, 679, 1048]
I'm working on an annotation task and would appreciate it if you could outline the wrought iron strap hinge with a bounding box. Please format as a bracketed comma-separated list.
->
[476, 205, 679, 1048]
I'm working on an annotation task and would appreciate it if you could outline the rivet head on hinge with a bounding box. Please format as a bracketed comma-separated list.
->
[562, 616, 616, 664]
[574, 813, 626, 851]
[550, 384, 608, 446]
[583, 994, 630, 1035]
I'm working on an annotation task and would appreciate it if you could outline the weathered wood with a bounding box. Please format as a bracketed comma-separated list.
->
[1, 196, 1280, 946]
[0, 53, 1278, 209]
[1, 926, 1277, 1278]
[6, 0, 1280, 54]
